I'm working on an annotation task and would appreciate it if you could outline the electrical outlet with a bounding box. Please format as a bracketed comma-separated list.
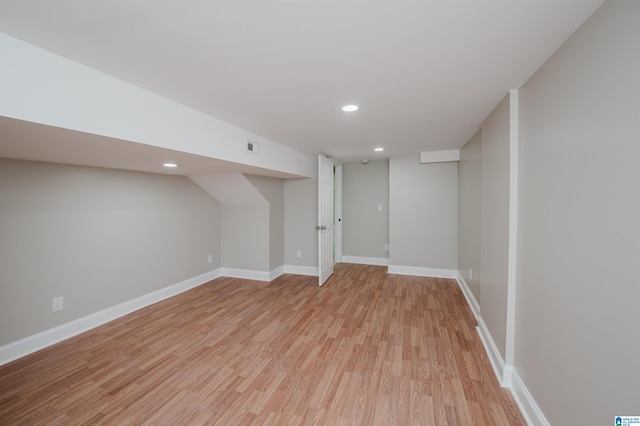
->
[378, 204, 383, 211]
[296, 250, 302, 258]
[384, 243, 389, 251]
[52, 296, 63, 312]
[208, 254, 213, 263]
[469, 268, 473, 280]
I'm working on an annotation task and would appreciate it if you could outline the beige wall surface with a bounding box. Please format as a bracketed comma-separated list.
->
[221, 203, 269, 271]
[389, 155, 458, 270]
[342, 160, 389, 259]
[515, 0, 640, 423]
[480, 94, 511, 361]
[283, 161, 318, 268]
[245, 174, 285, 270]
[0, 159, 221, 346]
[457, 130, 482, 303]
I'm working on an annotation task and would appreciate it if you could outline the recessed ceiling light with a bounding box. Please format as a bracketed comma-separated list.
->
[163, 162, 178, 168]
[342, 105, 359, 112]
[374, 147, 384, 152]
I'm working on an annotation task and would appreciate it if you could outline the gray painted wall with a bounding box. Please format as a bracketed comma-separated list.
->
[480, 95, 511, 361]
[0, 159, 221, 346]
[246, 174, 285, 270]
[342, 160, 389, 259]
[457, 129, 482, 303]
[283, 160, 318, 268]
[515, 1, 640, 423]
[221, 204, 269, 271]
[389, 155, 458, 270]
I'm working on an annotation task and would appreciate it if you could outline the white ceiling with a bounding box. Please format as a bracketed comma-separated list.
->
[0, 0, 603, 170]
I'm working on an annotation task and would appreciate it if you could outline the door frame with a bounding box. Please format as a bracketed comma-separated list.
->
[334, 164, 343, 264]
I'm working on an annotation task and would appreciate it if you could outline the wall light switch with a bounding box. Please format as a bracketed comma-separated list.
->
[208, 254, 213, 263]
[384, 243, 389, 251]
[296, 250, 302, 258]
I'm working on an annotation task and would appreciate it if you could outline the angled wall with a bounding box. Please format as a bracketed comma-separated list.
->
[191, 173, 285, 276]
[0, 159, 221, 349]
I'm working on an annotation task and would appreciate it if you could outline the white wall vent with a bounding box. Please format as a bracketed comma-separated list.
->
[247, 140, 259, 154]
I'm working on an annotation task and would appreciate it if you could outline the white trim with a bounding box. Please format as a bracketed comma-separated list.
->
[506, 88, 519, 366]
[334, 164, 343, 263]
[284, 264, 319, 276]
[387, 265, 457, 279]
[221, 267, 271, 282]
[269, 266, 285, 281]
[0, 268, 222, 366]
[456, 269, 550, 426]
[502, 365, 514, 388]
[342, 255, 389, 266]
[509, 366, 551, 426]
[455, 271, 480, 320]
[476, 316, 507, 387]
[420, 149, 460, 163]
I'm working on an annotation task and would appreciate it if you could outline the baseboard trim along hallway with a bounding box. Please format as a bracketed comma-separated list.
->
[0, 264, 526, 424]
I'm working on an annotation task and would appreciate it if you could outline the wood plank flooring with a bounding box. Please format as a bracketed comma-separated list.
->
[0, 264, 525, 425]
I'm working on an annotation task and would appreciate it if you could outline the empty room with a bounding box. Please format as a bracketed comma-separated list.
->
[1, 1, 638, 425]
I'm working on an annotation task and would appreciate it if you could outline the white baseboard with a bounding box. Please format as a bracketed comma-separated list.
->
[269, 266, 285, 281]
[476, 315, 507, 387]
[509, 366, 551, 426]
[455, 271, 481, 319]
[0, 268, 222, 366]
[342, 255, 389, 266]
[219, 265, 320, 281]
[0, 262, 550, 426]
[284, 264, 319, 276]
[457, 272, 547, 425]
[221, 267, 272, 282]
[387, 264, 457, 279]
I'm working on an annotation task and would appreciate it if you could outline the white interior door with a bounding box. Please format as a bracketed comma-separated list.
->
[318, 155, 334, 286]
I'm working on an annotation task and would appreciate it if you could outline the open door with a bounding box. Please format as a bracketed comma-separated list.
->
[317, 155, 334, 286]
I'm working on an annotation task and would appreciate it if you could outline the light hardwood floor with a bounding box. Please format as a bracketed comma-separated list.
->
[0, 264, 525, 425]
